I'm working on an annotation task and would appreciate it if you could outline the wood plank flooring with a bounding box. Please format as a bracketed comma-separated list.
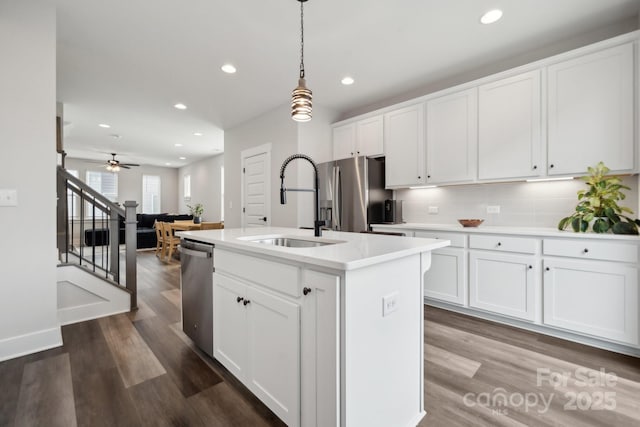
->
[1, 251, 639, 426]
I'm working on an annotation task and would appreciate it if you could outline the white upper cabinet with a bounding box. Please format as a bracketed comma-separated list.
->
[384, 103, 425, 188]
[332, 115, 384, 161]
[426, 88, 478, 184]
[332, 123, 356, 161]
[478, 70, 542, 180]
[356, 115, 384, 157]
[547, 43, 634, 175]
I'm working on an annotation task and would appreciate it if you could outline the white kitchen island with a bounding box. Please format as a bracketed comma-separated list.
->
[176, 227, 449, 427]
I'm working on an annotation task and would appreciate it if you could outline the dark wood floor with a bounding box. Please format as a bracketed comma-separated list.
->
[1, 251, 639, 426]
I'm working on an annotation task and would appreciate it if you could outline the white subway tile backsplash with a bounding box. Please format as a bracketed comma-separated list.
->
[395, 176, 638, 228]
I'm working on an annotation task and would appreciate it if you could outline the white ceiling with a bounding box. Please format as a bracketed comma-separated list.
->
[55, 0, 640, 168]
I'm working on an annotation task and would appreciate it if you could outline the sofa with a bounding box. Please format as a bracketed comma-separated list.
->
[84, 213, 193, 249]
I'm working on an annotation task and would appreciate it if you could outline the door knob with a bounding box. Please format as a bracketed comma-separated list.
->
[303, 287, 312, 295]
[261, 217, 267, 222]
[243, 299, 251, 306]
[236, 296, 244, 303]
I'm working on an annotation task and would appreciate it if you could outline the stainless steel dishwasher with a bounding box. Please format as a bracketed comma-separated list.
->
[180, 239, 214, 357]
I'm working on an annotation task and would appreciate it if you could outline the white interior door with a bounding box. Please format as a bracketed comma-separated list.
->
[241, 145, 271, 228]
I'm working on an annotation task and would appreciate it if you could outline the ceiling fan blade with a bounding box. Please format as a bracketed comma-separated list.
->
[121, 163, 140, 167]
[120, 165, 131, 169]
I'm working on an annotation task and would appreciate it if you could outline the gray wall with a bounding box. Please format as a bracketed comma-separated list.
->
[178, 154, 224, 222]
[0, 0, 60, 360]
[65, 158, 179, 214]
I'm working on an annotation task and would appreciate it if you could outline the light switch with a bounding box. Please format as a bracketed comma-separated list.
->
[428, 206, 439, 214]
[0, 189, 17, 207]
[382, 292, 399, 317]
[487, 205, 500, 214]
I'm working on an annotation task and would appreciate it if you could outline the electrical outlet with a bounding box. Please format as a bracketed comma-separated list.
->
[382, 292, 399, 317]
[229, 201, 233, 209]
[487, 205, 500, 214]
[428, 206, 439, 214]
[0, 189, 18, 207]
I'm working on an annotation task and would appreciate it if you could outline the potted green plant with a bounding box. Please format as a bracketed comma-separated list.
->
[558, 162, 639, 235]
[187, 203, 204, 224]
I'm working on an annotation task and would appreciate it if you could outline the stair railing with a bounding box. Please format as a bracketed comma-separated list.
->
[56, 166, 138, 310]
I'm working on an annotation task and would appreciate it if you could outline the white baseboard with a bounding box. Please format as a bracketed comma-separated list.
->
[0, 327, 62, 362]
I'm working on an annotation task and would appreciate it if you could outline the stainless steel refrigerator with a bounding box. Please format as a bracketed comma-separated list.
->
[317, 156, 392, 232]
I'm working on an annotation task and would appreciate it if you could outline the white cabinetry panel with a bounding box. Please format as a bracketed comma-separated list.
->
[543, 259, 638, 345]
[332, 123, 356, 161]
[213, 274, 248, 380]
[469, 251, 537, 321]
[426, 88, 478, 184]
[384, 104, 425, 188]
[424, 247, 466, 305]
[547, 43, 634, 175]
[478, 70, 542, 180]
[356, 115, 384, 157]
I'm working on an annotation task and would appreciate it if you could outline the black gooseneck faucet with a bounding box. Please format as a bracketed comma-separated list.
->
[279, 154, 325, 237]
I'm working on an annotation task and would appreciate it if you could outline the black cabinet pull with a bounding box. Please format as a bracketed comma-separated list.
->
[357, 151, 360, 154]
[418, 176, 421, 179]
[533, 165, 537, 170]
[303, 287, 312, 296]
[528, 265, 533, 269]
[583, 248, 589, 253]
[497, 242, 502, 246]
[236, 296, 244, 303]
[550, 164, 555, 169]
[350, 152, 354, 156]
[545, 267, 550, 271]
[427, 175, 431, 179]
[243, 299, 251, 306]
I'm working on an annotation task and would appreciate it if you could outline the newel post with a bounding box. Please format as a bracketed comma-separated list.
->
[124, 201, 138, 310]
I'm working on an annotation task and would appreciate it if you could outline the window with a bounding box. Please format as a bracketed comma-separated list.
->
[67, 169, 80, 218]
[86, 170, 118, 202]
[184, 174, 191, 200]
[142, 175, 161, 214]
[220, 167, 224, 221]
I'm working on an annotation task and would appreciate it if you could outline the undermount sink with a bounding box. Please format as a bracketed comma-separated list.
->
[239, 235, 344, 248]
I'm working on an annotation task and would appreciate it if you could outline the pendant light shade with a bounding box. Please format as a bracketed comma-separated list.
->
[291, 0, 312, 122]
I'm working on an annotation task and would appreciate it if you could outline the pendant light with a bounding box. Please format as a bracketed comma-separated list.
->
[291, 0, 312, 122]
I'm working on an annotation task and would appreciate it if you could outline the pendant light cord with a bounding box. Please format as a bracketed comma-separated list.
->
[299, 0, 305, 79]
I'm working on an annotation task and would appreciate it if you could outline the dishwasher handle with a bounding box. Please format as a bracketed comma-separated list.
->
[180, 247, 212, 258]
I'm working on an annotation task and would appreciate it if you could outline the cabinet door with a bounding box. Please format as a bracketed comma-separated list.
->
[213, 274, 248, 380]
[547, 43, 634, 175]
[543, 259, 638, 345]
[426, 88, 478, 184]
[246, 285, 301, 427]
[301, 270, 340, 427]
[333, 123, 356, 161]
[469, 251, 537, 321]
[384, 104, 425, 188]
[478, 70, 541, 180]
[356, 115, 384, 157]
[423, 247, 466, 305]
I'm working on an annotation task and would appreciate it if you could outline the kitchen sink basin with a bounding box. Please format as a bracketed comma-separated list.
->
[239, 235, 344, 248]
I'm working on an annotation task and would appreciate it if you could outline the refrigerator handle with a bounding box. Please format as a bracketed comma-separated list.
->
[333, 166, 341, 231]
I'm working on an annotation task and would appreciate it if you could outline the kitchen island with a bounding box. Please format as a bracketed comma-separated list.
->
[176, 227, 448, 427]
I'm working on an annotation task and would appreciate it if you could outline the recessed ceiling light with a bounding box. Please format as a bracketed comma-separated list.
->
[480, 9, 503, 24]
[179, 157, 186, 160]
[174, 103, 187, 110]
[221, 64, 237, 74]
[341, 76, 355, 85]
[165, 162, 171, 166]
[110, 134, 121, 139]
[174, 143, 183, 147]
[98, 123, 111, 128]
[193, 132, 203, 136]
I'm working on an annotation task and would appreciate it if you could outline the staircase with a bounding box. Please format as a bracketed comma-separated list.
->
[56, 166, 138, 324]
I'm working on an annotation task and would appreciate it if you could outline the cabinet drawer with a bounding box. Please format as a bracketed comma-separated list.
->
[414, 231, 466, 248]
[543, 239, 638, 263]
[470, 235, 538, 254]
[215, 249, 300, 297]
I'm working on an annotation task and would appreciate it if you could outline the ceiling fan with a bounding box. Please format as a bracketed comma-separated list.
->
[103, 153, 139, 171]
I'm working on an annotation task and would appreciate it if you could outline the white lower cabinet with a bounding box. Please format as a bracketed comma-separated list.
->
[213, 273, 301, 427]
[543, 259, 638, 346]
[214, 252, 340, 427]
[423, 247, 466, 305]
[469, 251, 537, 321]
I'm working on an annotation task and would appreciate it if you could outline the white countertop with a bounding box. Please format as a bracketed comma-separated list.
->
[372, 223, 640, 241]
[177, 227, 449, 271]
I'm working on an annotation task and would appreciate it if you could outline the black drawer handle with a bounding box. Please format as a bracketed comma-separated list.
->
[545, 267, 550, 271]
[533, 165, 537, 170]
[550, 164, 555, 168]
[243, 299, 251, 306]
[236, 296, 244, 303]
[528, 265, 533, 269]
[497, 242, 502, 247]
[583, 248, 589, 253]
[303, 287, 312, 296]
